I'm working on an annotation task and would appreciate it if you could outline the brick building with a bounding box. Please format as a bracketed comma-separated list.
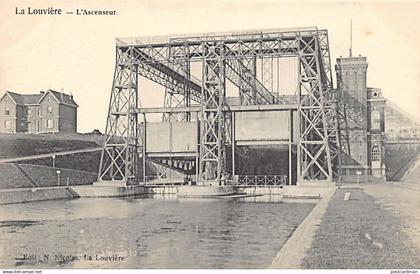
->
[0, 89, 78, 134]
[335, 56, 386, 182]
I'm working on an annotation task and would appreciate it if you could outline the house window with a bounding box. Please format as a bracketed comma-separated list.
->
[5, 108, 10, 115]
[38, 108, 41, 117]
[359, 154, 363, 162]
[371, 110, 381, 130]
[372, 145, 380, 162]
[28, 108, 32, 117]
[47, 106, 53, 114]
[46, 119, 54, 129]
[4, 120, 11, 129]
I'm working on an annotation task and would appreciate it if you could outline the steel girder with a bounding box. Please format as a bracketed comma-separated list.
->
[222, 45, 275, 105]
[149, 157, 196, 175]
[98, 47, 139, 184]
[122, 35, 314, 63]
[133, 44, 276, 106]
[131, 47, 202, 103]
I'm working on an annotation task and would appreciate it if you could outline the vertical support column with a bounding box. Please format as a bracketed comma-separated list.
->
[296, 51, 302, 184]
[199, 42, 226, 185]
[315, 35, 333, 182]
[276, 54, 280, 96]
[163, 45, 191, 122]
[296, 34, 333, 183]
[142, 113, 147, 184]
[232, 111, 236, 178]
[259, 33, 274, 100]
[320, 30, 341, 179]
[288, 109, 293, 186]
[162, 46, 173, 122]
[184, 46, 192, 122]
[250, 57, 257, 105]
[98, 46, 139, 185]
[196, 115, 200, 183]
[261, 56, 273, 92]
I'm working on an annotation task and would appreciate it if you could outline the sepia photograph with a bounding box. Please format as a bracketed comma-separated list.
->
[0, 0, 419, 273]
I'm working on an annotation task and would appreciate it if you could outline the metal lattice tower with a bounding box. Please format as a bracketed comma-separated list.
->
[296, 34, 333, 181]
[98, 27, 341, 185]
[98, 47, 139, 184]
[199, 42, 227, 183]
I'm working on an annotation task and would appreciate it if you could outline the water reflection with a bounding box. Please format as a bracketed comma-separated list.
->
[0, 196, 314, 268]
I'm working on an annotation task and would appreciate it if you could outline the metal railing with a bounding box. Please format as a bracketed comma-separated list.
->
[234, 175, 287, 186]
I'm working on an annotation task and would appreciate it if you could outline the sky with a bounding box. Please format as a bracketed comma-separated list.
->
[0, 0, 419, 133]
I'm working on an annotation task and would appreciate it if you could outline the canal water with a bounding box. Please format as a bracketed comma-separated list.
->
[0, 196, 315, 268]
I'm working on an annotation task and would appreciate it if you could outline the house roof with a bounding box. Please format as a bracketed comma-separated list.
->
[4, 91, 38, 105]
[48, 89, 78, 107]
[3, 90, 78, 107]
[22, 94, 44, 105]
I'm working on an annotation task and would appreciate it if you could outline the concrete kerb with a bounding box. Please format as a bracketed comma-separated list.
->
[269, 186, 336, 269]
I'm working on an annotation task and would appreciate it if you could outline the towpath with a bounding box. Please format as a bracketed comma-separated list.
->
[271, 159, 420, 269]
[0, 147, 102, 163]
[272, 162, 420, 269]
[301, 185, 420, 268]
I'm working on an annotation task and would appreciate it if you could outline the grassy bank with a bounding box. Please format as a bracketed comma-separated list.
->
[0, 163, 97, 190]
[0, 133, 102, 159]
[302, 188, 420, 268]
[18, 150, 102, 173]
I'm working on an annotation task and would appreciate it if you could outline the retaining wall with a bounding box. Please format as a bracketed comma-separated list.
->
[0, 187, 79, 205]
[71, 185, 146, 198]
[18, 164, 97, 187]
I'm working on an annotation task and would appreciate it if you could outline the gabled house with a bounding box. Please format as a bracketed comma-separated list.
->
[0, 89, 78, 134]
